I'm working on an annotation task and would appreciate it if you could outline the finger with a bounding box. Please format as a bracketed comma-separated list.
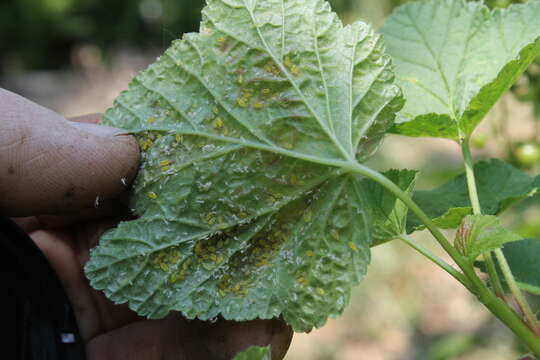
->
[69, 114, 103, 124]
[0, 88, 140, 217]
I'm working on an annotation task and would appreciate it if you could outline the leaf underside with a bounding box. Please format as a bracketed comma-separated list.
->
[407, 159, 540, 233]
[381, 0, 540, 139]
[84, 0, 403, 332]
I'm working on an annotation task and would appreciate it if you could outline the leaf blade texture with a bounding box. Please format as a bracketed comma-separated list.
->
[381, 0, 540, 139]
[84, 0, 403, 332]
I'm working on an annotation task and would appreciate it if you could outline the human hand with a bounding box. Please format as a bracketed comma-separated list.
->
[0, 88, 293, 359]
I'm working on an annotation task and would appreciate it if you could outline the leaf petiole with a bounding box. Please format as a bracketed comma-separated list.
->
[398, 234, 471, 289]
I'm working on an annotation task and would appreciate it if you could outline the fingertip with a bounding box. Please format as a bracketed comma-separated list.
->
[0, 89, 140, 216]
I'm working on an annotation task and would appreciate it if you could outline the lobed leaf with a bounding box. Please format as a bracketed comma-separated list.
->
[454, 215, 521, 261]
[381, 0, 540, 139]
[84, 0, 403, 332]
[407, 159, 540, 233]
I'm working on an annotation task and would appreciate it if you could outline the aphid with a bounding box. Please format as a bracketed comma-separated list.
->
[254, 102, 264, 109]
[303, 211, 312, 223]
[175, 134, 183, 143]
[261, 88, 271, 95]
[348, 241, 358, 252]
[147, 116, 157, 124]
[213, 117, 224, 129]
[159, 160, 172, 167]
[305, 250, 314, 257]
[212, 106, 219, 114]
[237, 97, 248, 108]
[147, 191, 158, 199]
[316, 287, 325, 296]
[140, 139, 154, 151]
[160, 263, 169, 272]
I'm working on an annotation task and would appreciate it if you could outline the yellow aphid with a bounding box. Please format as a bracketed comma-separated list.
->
[147, 116, 157, 124]
[348, 241, 358, 252]
[213, 117, 224, 129]
[254, 102, 264, 109]
[140, 139, 153, 151]
[222, 127, 230, 136]
[237, 97, 248, 108]
[284, 56, 293, 68]
[159, 160, 172, 167]
[237, 74, 244, 84]
[283, 143, 294, 149]
[175, 134, 183, 143]
[262, 88, 271, 95]
[161, 166, 170, 172]
[217, 36, 226, 43]
[147, 191, 158, 199]
[213, 106, 219, 114]
[160, 263, 169, 272]
[316, 287, 325, 296]
[305, 250, 314, 257]
[303, 211, 312, 223]
[291, 65, 300, 76]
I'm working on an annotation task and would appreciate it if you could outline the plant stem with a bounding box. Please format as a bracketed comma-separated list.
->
[460, 137, 540, 344]
[398, 234, 470, 288]
[494, 248, 540, 336]
[461, 138, 505, 296]
[345, 161, 540, 356]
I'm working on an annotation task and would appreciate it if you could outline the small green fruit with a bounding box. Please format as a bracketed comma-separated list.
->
[514, 143, 540, 168]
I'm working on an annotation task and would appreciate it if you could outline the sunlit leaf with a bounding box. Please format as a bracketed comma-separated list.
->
[381, 0, 540, 139]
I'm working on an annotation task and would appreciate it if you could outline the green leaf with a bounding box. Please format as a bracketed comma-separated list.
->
[233, 346, 271, 360]
[84, 0, 403, 332]
[475, 239, 540, 296]
[381, 0, 540, 139]
[454, 215, 521, 261]
[407, 159, 540, 233]
[359, 169, 418, 246]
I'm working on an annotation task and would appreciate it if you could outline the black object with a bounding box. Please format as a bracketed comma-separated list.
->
[0, 217, 86, 360]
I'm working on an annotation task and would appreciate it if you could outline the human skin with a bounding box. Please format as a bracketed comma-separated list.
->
[0, 88, 293, 359]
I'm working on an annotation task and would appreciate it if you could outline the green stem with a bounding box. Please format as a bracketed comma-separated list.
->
[345, 161, 540, 356]
[460, 137, 540, 347]
[494, 248, 540, 336]
[398, 234, 470, 289]
[461, 138, 505, 296]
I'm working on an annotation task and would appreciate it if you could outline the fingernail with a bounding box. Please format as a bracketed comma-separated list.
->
[69, 121, 129, 137]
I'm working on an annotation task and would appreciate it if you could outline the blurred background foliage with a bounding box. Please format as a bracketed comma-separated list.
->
[1, 0, 538, 359]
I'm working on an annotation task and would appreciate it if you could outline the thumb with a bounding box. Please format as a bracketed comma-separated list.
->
[0, 88, 140, 216]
